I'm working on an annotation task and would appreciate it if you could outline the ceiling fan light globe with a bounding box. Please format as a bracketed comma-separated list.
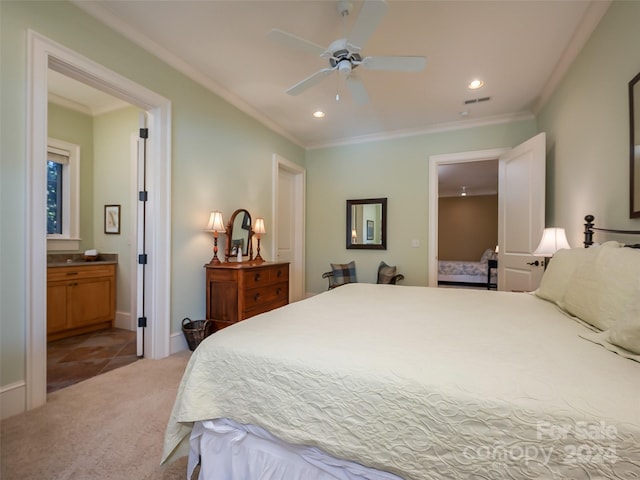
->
[338, 60, 352, 75]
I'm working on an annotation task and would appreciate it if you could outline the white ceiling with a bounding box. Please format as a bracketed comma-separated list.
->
[438, 160, 498, 198]
[65, 0, 610, 150]
[49, 1, 609, 195]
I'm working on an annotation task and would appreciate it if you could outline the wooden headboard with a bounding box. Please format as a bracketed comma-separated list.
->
[583, 215, 640, 248]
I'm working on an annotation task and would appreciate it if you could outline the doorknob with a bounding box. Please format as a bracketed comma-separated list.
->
[526, 260, 540, 266]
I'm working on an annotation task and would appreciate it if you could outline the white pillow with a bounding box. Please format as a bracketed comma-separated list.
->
[479, 248, 496, 263]
[534, 247, 598, 305]
[609, 298, 640, 354]
[562, 245, 640, 331]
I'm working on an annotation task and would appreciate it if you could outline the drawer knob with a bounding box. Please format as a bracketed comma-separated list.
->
[276, 270, 282, 277]
[254, 293, 261, 302]
[276, 287, 282, 295]
[254, 273, 261, 282]
[66, 272, 79, 276]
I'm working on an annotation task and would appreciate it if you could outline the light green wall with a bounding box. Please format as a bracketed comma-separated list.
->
[538, 1, 640, 243]
[93, 106, 140, 315]
[0, 0, 304, 387]
[305, 121, 537, 292]
[48, 103, 95, 251]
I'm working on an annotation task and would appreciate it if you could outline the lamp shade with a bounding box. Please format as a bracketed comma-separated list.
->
[533, 228, 570, 256]
[205, 211, 226, 233]
[254, 217, 266, 235]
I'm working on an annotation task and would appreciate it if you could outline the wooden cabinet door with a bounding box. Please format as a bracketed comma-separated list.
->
[47, 284, 68, 334]
[67, 277, 114, 329]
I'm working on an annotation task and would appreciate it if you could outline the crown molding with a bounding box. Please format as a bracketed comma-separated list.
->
[71, 1, 303, 148]
[48, 93, 92, 116]
[307, 111, 535, 150]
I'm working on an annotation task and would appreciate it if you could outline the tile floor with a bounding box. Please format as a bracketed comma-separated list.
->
[47, 328, 139, 393]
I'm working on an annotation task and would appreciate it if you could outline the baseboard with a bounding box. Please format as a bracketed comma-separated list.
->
[170, 331, 188, 355]
[1, 381, 26, 420]
[114, 311, 134, 331]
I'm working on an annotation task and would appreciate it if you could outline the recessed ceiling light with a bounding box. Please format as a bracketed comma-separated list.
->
[313, 110, 326, 118]
[468, 79, 484, 90]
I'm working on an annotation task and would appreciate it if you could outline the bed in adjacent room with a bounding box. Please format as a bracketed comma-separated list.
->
[437, 247, 497, 289]
[162, 216, 640, 479]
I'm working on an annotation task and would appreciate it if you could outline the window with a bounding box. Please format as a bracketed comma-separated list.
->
[47, 138, 80, 250]
[47, 154, 64, 234]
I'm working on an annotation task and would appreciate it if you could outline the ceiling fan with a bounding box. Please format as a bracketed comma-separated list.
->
[268, 0, 426, 105]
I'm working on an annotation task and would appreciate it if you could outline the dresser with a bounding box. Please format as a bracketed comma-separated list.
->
[205, 261, 289, 331]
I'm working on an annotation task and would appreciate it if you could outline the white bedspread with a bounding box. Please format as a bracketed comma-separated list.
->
[163, 284, 640, 479]
[438, 260, 496, 284]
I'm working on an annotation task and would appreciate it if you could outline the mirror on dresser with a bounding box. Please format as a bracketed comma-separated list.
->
[630, 71, 640, 218]
[346, 198, 387, 250]
[225, 209, 253, 261]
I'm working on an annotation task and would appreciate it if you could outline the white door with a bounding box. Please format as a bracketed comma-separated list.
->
[497, 133, 546, 292]
[273, 155, 306, 301]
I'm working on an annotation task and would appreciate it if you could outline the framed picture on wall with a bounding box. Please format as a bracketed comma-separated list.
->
[104, 204, 121, 234]
[366, 220, 374, 240]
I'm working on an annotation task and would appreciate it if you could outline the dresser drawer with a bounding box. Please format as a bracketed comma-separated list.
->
[268, 264, 289, 283]
[245, 298, 288, 319]
[48, 264, 115, 283]
[242, 269, 272, 288]
[243, 281, 288, 310]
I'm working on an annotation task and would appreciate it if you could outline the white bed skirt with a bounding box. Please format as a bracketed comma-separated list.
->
[188, 418, 403, 480]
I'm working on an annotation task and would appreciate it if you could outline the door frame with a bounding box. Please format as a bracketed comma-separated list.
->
[26, 31, 172, 411]
[272, 154, 306, 301]
[428, 148, 509, 286]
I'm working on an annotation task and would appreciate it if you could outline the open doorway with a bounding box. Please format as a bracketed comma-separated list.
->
[437, 160, 498, 290]
[427, 148, 508, 287]
[46, 70, 141, 392]
[27, 31, 172, 412]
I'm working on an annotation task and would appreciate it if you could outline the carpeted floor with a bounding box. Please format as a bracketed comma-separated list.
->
[1, 350, 193, 480]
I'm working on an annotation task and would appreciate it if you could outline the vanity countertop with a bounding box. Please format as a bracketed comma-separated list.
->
[47, 253, 118, 267]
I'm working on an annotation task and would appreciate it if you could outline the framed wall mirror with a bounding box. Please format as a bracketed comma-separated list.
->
[225, 208, 253, 261]
[346, 198, 387, 250]
[630, 71, 640, 218]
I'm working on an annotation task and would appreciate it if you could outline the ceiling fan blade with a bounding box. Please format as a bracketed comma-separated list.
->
[361, 55, 426, 72]
[268, 28, 327, 56]
[345, 75, 370, 105]
[347, 0, 388, 50]
[286, 68, 336, 96]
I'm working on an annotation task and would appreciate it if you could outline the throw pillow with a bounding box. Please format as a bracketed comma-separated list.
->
[377, 261, 397, 284]
[331, 261, 357, 286]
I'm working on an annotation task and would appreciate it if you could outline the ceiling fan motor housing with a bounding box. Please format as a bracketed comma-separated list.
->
[329, 49, 362, 74]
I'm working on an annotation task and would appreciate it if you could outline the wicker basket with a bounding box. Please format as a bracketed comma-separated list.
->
[181, 317, 215, 351]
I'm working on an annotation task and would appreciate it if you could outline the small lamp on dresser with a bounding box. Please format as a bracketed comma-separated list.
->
[205, 211, 226, 265]
[253, 217, 266, 262]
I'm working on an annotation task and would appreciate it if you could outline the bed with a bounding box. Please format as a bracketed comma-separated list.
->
[162, 216, 640, 479]
[437, 248, 497, 289]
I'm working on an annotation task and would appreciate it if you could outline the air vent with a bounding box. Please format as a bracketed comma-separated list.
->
[464, 96, 491, 105]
